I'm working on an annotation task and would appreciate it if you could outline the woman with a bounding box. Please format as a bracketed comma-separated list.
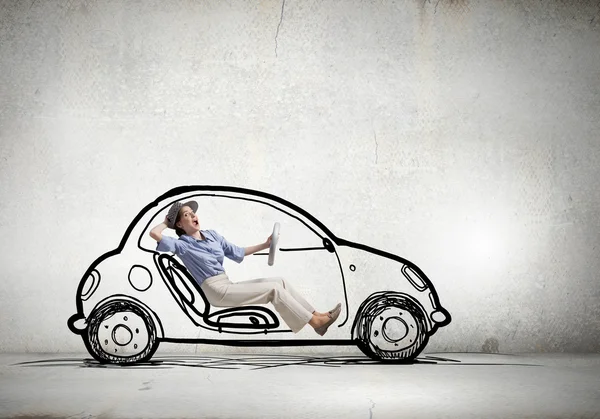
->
[149, 200, 341, 335]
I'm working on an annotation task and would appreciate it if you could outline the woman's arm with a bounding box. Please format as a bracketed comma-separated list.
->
[244, 235, 272, 256]
[149, 216, 169, 242]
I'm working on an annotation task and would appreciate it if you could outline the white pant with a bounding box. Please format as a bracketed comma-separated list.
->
[200, 273, 314, 333]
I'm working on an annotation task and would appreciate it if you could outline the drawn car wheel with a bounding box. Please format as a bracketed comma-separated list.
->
[353, 293, 428, 363]
[85, 300, 159, 365]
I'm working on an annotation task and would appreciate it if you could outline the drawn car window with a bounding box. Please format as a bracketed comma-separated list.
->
[139, 194, 326, 253]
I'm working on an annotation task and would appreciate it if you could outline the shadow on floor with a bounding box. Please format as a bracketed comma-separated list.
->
[12, 353, 543, 370]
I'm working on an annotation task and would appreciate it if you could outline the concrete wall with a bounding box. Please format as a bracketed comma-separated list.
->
[1, 0, 599, 354]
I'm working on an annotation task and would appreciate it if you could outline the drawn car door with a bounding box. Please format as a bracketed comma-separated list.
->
[191, 194, 344, 319]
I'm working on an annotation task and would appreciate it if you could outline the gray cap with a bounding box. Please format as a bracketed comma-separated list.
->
[166, 200, 198, 229]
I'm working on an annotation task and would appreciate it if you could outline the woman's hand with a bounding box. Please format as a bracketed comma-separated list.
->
[265, 234, 272, 249]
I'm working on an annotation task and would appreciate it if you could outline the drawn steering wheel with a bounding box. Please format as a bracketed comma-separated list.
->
[268, 222, 280, 266]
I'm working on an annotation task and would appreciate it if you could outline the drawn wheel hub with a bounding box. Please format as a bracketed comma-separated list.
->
[98, 311, 148, 354]
[383, 317, 408, 342]
[370, 309, 418, 352]
[112, 325, 133, 346]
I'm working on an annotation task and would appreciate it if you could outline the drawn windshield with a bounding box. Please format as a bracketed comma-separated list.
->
[138, 194, 327, 253]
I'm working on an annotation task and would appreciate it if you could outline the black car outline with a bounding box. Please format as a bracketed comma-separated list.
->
[68, 185, 452, 364]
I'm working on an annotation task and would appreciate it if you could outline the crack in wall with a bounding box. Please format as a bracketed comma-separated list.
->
[373, 130, 379, 164]
[274, 0, 286, 57]
[368, 398, 376, 419]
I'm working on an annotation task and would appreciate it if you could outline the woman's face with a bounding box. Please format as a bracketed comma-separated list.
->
[175, 205, 200, 234]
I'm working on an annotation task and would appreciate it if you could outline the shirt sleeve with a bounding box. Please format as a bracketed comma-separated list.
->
[156, 235, 187, 256]
[210, 230, 245, 263]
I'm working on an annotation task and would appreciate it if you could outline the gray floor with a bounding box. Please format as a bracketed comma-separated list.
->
[1, 352, 599, 419]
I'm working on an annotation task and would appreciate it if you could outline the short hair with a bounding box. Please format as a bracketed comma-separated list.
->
[174, 208, 186, 237]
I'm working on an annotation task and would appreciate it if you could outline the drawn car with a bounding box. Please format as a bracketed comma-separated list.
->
[67, 185, 452, 364]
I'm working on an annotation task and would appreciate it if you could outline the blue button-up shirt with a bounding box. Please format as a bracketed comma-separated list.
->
[156, 230, 245, 285]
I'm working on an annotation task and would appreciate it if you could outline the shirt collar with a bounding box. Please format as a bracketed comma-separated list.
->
[181, 231, 208, 243]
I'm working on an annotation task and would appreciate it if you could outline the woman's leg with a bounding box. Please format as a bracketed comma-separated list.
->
[203, 276, 313, 333]
[239, 277, 315, 314]
[239, 277, 338, 316]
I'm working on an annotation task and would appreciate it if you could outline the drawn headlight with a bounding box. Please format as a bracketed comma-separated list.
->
[81, 269, 100, 301]
[401, 265, 427, 291]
